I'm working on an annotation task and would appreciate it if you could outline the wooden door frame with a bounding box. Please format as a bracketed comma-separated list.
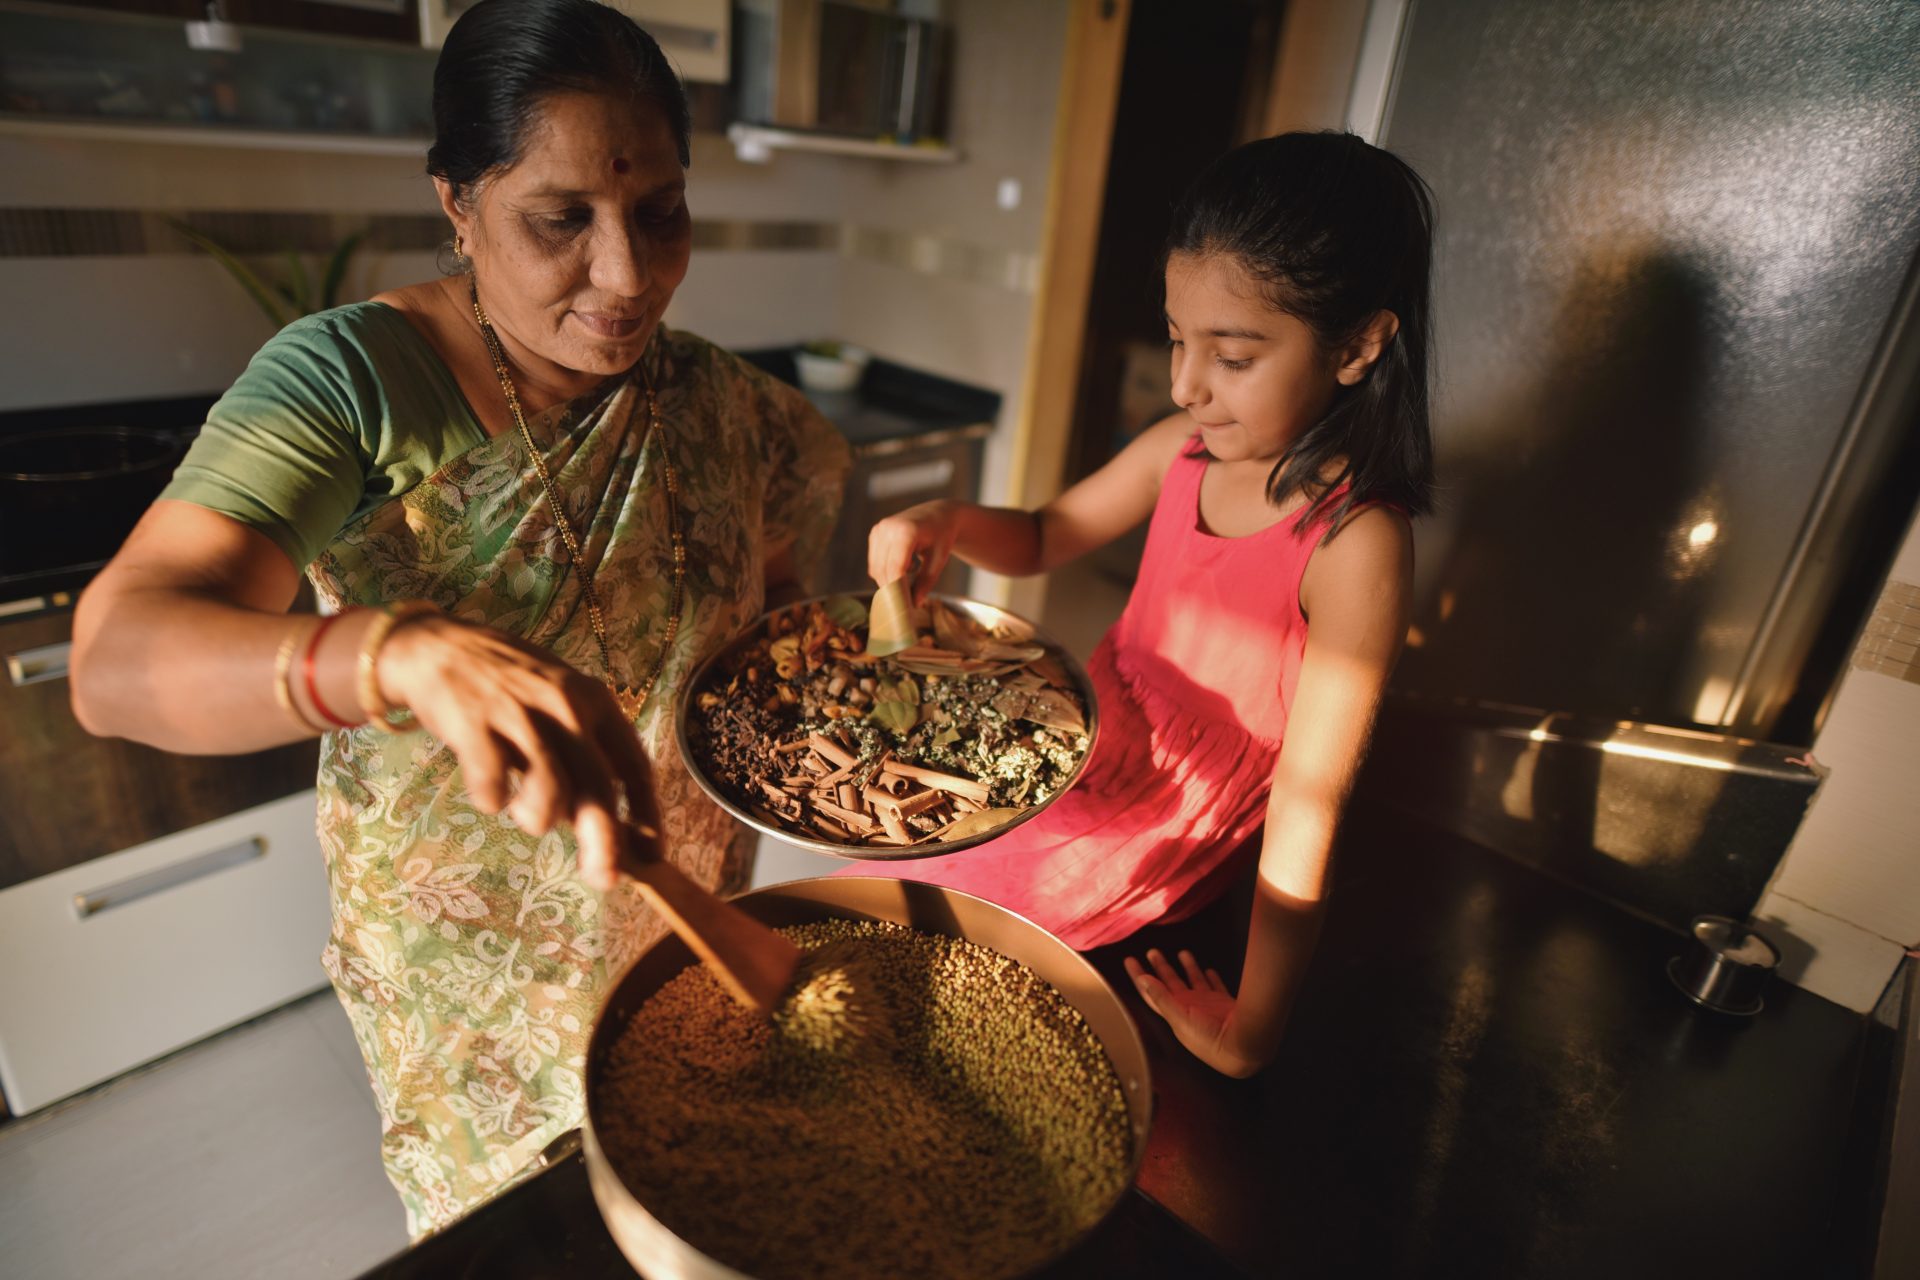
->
[996, 0, 1131, 620]
[997, 0, 1374, 621]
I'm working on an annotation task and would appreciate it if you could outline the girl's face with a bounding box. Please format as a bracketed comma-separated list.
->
[1165, 251, 1364, 466]
[437, 91, 692, 378]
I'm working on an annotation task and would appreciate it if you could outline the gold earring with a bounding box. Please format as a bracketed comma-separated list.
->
[453, 232, 464, 260]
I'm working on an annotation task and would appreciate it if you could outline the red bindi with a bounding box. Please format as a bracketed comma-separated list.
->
[612, 157, 630, 174]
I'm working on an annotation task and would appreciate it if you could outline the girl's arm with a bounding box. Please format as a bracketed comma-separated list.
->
[869, 413, 1194, 599]
[1127, 503, 1412, 1077]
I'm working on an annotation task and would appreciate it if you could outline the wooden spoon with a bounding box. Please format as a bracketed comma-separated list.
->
[623, 826, 802, 1013]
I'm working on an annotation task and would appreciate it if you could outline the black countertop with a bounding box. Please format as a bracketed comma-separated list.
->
[737, 350, 1000, 451]
[1094, 805, 1870, 1279]
[0, 393, 217, 607]
[358, 802, 1874, 1280]
[0, 352, 997, 610]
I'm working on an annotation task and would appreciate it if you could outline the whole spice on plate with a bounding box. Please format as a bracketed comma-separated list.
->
[686, 597, 1092, 851]
[597, 919, 1134, 1280]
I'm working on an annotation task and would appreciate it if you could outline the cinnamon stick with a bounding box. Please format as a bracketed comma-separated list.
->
[878, 806, 912, 844]
[808, 732, 856, 770]
[885, 761, 991, 805]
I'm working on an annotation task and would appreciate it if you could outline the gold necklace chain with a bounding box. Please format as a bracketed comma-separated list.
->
[470, 279, 684, 720]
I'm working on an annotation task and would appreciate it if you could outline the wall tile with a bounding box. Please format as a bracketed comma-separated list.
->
[1758, 506, 1920, 1013]
[1769, 670, 1920, 944]
[0, 252, 439, 411]
[665, 249, 843, 351]
[1853, 578, 1920, 683]
[1752, 889, 1907, 1012]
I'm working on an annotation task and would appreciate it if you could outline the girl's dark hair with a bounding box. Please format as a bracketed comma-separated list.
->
[427, 0, 691, 203]
[1165, 131, 1435, 537]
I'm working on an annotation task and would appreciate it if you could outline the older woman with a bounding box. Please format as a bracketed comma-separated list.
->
[69, 0, 848, 1235]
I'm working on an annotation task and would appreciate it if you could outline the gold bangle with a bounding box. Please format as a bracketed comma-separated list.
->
[273, 617, 328, 734]
[357, 601, 438, 734]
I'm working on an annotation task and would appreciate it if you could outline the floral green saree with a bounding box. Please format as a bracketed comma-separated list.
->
[305, 330, 846, 1236]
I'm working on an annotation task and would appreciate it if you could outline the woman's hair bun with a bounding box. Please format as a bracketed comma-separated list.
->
[427, 0, 692, 201]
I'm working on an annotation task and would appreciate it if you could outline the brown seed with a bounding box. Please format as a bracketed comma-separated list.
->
[598, 920, 1132, 1280]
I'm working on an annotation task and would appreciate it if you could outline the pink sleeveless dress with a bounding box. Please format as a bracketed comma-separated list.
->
[840, 439, 1339, 950]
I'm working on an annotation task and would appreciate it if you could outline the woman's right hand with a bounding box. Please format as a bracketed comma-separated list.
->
[868, 500, 965, 604]
[373, 613, 661, 892]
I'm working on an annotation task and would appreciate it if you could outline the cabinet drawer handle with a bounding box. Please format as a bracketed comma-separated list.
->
[868, 458, 955, 501]
[7, 642, 72, 686]
[72, 837, 267, 919]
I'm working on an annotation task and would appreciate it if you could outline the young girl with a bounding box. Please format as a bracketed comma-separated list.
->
[861, 131, 1435, 1078]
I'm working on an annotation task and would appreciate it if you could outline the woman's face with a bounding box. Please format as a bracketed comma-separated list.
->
[438, 91, 692, 378]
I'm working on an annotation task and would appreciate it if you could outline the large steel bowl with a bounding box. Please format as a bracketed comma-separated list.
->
[582, 876, 1152, 1280]
[676, 594, 1100, 860]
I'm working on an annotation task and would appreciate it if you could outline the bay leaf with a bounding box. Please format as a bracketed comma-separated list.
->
[937, 807, 1022, 842]
[931, 600, 986, 656]
[870, 698, 917, 736]
[976, 640, 1046, 664]
[823, 594, 868, 630]
[894, 655, 1021, 677]
[1022, 686, 1087, 735]
[1029, 655, 1072, 689]
[867, 578, 917, 657]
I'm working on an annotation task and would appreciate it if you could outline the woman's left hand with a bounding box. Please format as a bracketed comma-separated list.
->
[1124, 948, 1262, 1079]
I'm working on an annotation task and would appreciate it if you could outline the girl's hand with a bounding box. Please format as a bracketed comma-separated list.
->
[1124, 947, 1262, 1079]
[374, 613, 663, 892]
[868, 500, 963, 604]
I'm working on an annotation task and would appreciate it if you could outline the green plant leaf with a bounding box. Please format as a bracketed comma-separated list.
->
[282, 249, 311, 314]
[320, 230, 364, 309]
[166, 218, 291, 330]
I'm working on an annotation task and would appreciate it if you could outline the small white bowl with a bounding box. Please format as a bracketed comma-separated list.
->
[795, 348, 867, 393]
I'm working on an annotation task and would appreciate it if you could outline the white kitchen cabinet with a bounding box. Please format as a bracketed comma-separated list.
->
[421, 0, 730, 83]
[0, 791, 332, 1115]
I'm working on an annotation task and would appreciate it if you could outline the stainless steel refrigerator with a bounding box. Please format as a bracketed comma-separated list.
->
[1367, 0, 1920, 741]
[1339, 0, 1920, 927]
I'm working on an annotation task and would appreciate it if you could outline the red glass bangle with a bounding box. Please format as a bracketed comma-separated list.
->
[301, 612, 359, 730]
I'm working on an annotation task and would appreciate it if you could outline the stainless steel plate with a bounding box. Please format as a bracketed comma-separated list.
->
[675, 593, 1100, 860]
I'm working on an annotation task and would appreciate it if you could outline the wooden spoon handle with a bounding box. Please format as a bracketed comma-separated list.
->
[627, 858, 802, 1013]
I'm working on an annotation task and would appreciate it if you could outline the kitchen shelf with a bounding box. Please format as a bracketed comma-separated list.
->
[726, 122, 958, 165]
[0, 1, 436, 149]
[0, 116, 428, 156]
